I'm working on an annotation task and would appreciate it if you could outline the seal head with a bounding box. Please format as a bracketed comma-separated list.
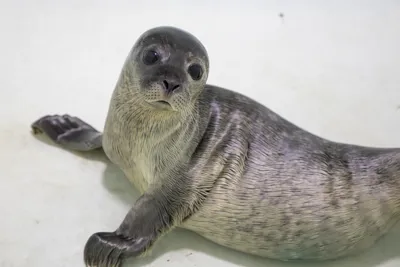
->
[125, 26, 209, 113]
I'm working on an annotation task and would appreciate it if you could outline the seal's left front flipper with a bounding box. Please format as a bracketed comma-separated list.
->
[31, 114, 103, 152]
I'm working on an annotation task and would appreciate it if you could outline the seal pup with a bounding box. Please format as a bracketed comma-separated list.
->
[31, 26, 400, 266]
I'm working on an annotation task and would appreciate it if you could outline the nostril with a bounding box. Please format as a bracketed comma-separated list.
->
[162, 80, 180, 92]
[163, 80, 169, 90]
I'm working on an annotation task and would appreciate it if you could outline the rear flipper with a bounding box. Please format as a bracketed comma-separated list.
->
[31, 114, 103, 152]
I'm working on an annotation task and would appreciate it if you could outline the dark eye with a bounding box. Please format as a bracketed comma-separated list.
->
[143, 50, 159, 65]
[188, 64, 203, 81]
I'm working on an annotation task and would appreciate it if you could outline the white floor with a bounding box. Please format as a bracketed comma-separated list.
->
[1, 0, 400, 266]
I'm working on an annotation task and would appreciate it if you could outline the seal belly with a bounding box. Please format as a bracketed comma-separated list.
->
[182, 145, 400, 260]
[102, 108, 150, 193]
[183, 176, 396, 260]
[103, 126, 152, 194]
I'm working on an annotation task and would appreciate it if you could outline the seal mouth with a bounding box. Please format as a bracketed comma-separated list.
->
[156, 100, 171, 106]
[147, 100, 173, 110]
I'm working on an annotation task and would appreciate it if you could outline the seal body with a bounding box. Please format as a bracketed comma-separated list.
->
[182, 89, 400, 260]
[104, 80, 400, 260]
[31, 26, 400, 266]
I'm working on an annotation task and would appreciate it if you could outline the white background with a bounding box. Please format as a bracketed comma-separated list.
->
[1, 0, 400, 266]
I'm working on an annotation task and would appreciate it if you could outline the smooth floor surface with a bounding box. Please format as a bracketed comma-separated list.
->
[1, 0, 400, 266]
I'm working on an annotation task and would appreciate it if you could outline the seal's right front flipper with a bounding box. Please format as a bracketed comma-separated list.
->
[31, 114, 103, 152]
[83, 170, 197, 266]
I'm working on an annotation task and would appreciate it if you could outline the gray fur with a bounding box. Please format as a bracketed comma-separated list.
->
[31, 26, 400, 266]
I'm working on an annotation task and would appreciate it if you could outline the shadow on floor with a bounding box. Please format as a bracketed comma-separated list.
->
[32, 133, 400, 267]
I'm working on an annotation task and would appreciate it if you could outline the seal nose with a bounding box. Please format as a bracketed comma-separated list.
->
[162, 80, 180, 93]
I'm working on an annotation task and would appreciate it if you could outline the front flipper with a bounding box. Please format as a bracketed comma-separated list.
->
[31, 114, 102, 152]
[84, 179, 195, 267]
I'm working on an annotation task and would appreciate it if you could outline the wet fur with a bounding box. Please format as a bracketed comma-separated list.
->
[31, 27, 400, 266]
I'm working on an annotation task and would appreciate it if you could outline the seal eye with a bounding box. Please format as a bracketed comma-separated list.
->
[188, 64, 203, 81]
[143, 50, 159, 65]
